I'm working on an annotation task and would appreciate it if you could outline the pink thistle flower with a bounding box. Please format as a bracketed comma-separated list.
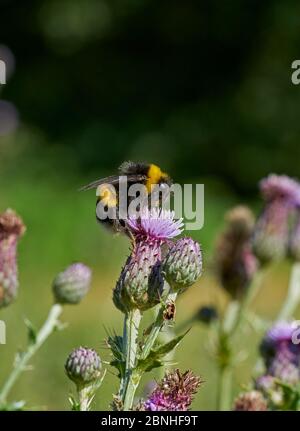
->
[253, 174, 300, 263]
[142, 369, 202, 411]
[127, 208, 184, 244]
[260, 174, 300, 205]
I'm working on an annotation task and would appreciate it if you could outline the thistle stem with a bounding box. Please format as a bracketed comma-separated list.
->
[0, 303, 63, 405]
[216, 271, 263, 410]
[141, 292, 177, 361]
[78, 386, 91, 411]
[217, 365, 233, 411]
[121, 308, 142, 411]
[278, 262, 300, 320]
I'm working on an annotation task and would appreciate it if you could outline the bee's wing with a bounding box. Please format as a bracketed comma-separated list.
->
[79, 174, 147, 191]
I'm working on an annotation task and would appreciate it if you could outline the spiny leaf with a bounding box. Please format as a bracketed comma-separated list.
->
[110, 359, 125, 378]
[137, 329, 190, 373]
[106, 333, 124, 362]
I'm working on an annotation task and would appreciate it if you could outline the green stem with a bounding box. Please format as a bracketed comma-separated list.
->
[217, 365, 233, 411]
[141, 292, 177, 361]
[121, 308, 142, 411]
[278, 262, 300, 320]
[0, 303, 63, 405]
[78, 386, 91, 411]
[228, 270, 264, 337]
[216, 270, 263, 411]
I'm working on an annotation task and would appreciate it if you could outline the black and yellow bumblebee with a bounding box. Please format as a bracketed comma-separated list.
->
[80, 161, 172, 236]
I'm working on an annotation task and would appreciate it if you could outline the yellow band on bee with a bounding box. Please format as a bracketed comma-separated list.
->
[146, 164, 168, 192]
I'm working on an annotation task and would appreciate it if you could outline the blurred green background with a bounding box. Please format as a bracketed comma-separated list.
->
[0, 0, 300, 410]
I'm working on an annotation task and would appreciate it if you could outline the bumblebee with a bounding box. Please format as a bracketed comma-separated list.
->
[80, 161, 172, 235]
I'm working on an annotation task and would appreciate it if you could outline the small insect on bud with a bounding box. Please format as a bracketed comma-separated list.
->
[162, 237, 202, 292]
[52, 263, 92, 305]
[233, 391, 268, 411]
[65, 347, 101, 388]
[0, 209, 26, 309]
[113, 242, 164, 313]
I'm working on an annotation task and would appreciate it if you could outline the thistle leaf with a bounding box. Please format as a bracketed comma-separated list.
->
[137, 329, 190, 372]
[24, 318, 37, 345]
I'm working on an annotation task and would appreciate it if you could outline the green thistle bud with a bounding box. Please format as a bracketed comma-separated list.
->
[65, 347, 101, 388]
[113, 242, 164, 313]
[162, 237, 202, 292]
[52, 263, 91, 305]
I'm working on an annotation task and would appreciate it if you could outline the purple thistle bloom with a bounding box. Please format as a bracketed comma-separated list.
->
[127, 208, 184, 244]
[0, 209, 26, 308]
[260, 174, 300, 205]
[260, 321, 300, 384]
[142, 369, 202, 411]
[253, 175, 300, 263]
[265, 321, 297, 344]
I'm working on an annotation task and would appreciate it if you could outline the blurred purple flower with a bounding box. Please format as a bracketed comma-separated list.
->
[260, 174, 300, 205]
[233, 391, 268, 411]
[214, 206, 258, 298]
[253, 174, 300, 263]
[0, 209, 26, 308]
[260, 321, 300, 384]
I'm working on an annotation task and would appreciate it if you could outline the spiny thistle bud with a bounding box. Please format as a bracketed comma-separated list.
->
[113, 242, 164, 313]
[233, 391, 268, 411]
[214, 206, 257, 298]
[0, 209, 26, 308]
[141, 369, 202, 411]
[52, 263, 92, 305]
[253, 174, 300, 263]
[65, 347, 101, 388]
[162, 237, 202, 292]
